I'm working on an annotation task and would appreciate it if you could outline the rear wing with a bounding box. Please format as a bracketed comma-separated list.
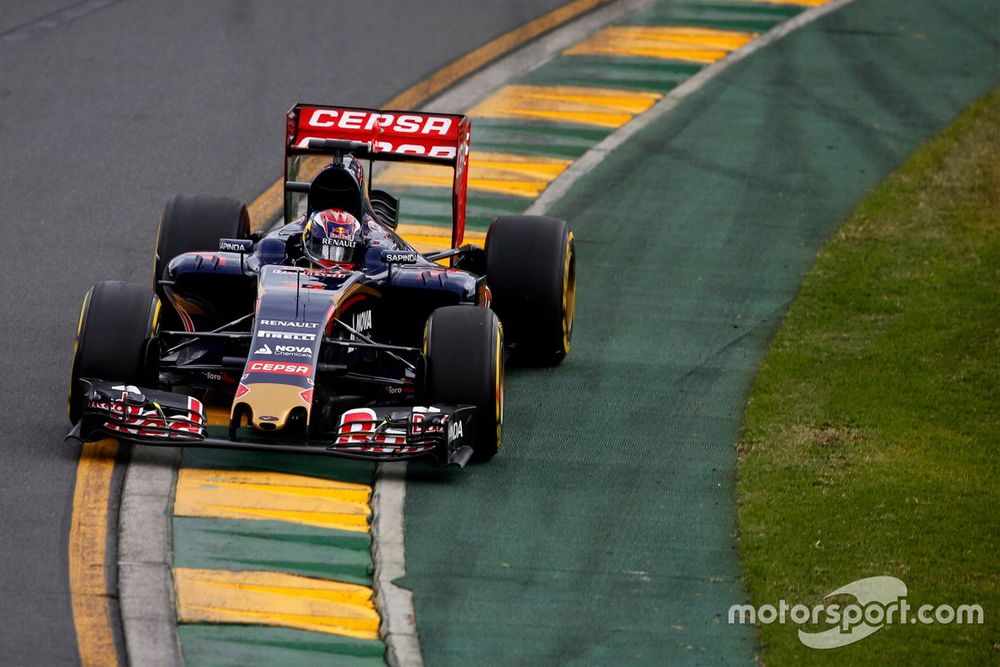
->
[285, 103, 471, 248]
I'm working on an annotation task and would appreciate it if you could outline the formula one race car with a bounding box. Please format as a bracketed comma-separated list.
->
[67, 103, 576, 466]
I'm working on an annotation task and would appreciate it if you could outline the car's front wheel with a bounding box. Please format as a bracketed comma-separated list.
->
[424, 305, 504, 462]
[68, 281, 161, 423]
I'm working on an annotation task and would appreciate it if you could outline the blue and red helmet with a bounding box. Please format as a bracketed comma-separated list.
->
[302, 209, 365, 268]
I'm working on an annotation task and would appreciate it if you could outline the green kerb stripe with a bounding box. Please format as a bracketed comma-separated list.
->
[522, 56, 702, 93]
[178, 625, 384, 667]
[180, 446, 375, 486]
[394, 187, 531, 230]
[173, 517, 372, 585]
[625, 0, 800, 32]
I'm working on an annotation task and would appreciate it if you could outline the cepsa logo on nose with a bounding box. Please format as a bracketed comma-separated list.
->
[306, 109, 455, 136]
[248, 361, 311, 376]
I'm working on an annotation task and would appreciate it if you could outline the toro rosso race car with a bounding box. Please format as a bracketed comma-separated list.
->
[67, 103, 576, 466]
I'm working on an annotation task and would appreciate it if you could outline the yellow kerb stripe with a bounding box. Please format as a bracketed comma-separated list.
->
[730, 0, 830, 6]
[394, 226, 486, 255]
[204, 404, 231, 424]
[378, 151, 573, 198]
[469, 84, 661, 128]
[174, 468, 372, 532]
[564, 26, 756, 63]
[386, 0, 609, 109]
[69, 440, 120, 667]
[175, 568, 380, 640]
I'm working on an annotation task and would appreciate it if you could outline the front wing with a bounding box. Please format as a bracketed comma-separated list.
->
[68, 379, 477, 467]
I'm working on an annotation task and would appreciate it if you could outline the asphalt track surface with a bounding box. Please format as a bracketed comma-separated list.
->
[0, 1, 571, 664]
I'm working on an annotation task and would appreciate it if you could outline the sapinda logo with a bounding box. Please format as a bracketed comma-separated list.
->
[383, 251, 418, 264]
[248, 361, 311, 376]
[219, 239, 252, 252]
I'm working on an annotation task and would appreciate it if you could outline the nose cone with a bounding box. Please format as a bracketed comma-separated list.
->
[231, 382, 312, 431]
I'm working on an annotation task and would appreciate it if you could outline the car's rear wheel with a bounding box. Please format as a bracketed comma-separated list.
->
[424, 305, 504, 462]
[485, 215, 575, 365]
[68, 281, 161, 424]
[154, 194, 250, 327]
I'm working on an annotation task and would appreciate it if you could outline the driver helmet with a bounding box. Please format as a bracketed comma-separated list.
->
[302, 209, 365, 268]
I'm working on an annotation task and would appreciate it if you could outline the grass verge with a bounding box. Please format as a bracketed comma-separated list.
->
[736, 87, 1000, 665]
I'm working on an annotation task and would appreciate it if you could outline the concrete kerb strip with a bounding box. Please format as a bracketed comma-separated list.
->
[118, 444, 184, 666]
[370, 463, 418, 667]
[525, 0, 860, 216]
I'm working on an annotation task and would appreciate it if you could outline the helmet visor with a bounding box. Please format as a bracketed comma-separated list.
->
[312, 238, 355, 263]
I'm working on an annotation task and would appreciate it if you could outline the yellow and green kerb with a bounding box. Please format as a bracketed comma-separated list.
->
[172, 440, 385, 665]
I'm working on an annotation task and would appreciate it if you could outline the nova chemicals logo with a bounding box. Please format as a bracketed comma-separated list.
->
[275, 344, 311, 358]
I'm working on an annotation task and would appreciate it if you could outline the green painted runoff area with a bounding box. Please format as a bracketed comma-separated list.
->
[401, 0, 1000, 665]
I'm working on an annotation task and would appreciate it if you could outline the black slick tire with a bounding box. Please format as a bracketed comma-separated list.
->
[424, 305, 504, 462]
[153, 194, 250, 326]
[485, 215, 575, 365]
[68, 281, 161, 424]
